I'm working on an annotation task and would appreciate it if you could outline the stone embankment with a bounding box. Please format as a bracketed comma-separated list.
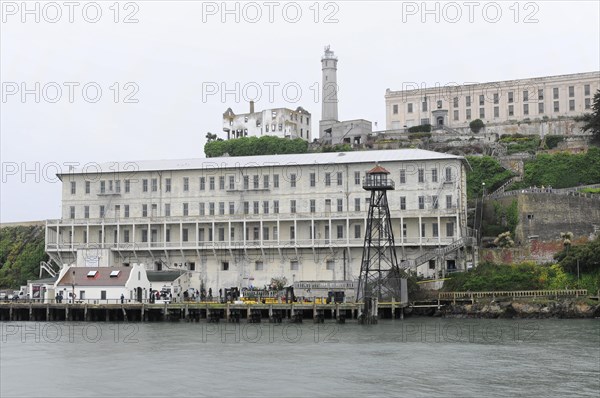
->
[440, 299, 600, 319]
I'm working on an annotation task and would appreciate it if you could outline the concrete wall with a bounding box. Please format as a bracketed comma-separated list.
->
[492, 193, 600, 243]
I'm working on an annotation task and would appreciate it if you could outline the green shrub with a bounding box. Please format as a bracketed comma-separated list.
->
[407, 124, 432, 133]
[469, 119, 485, 133]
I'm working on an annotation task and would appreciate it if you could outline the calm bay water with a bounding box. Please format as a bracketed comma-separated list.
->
[1, 318, 598, 397]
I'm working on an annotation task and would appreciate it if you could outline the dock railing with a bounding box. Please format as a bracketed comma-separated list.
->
[439, 289, 588, 303]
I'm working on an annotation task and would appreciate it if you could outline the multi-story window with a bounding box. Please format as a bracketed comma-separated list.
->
[325, 173, 331, 186]
[70, 181, 76, 195]
[229, 176, 235, 190]
[263, 201, 269, 214]
[253, 201, 259, 214]
[494, 106, 499, 118]
[253, 175, 259, 189]
[200, 177, 206, 190]
[508, 92, 514, 103]
[465, 95, 471, 107]
[418, 169, 424, 183]
[85, 181, 90, 194]
[432, 195, 438, 209]
[400, 196, 406, 210]
[142, 179, 148, 192]
[479, 95, 485, 106]
[538, 89, 544, 100]
[445, 167, 452, 182]
[399, 170, 406, 184]
[151, 178, 157, 192]
[219, 202, 225, 215]
[100, 205, 105, 218]
[569, 100, 575, 111]
[183, 177, 189, 192]
[243, 176, 249, 190]
[263, 175, 269, 189]
[336, 225, 343, 239]
[165, 203, 171, 217]
[273, 174, 279, 188]
[354, 171, 361, 185]
[209, 202, 215, 216]
[337, 199, 343, 212]
[325, 260, 336, 271]
[446, 195, 453, 209]
[290, 174, 296, 188]
[393, 104, 398, 114]
[431, 169, 438, 183]
[568, 86, 574, 97]
[69, 206, 75, 219]
[523, 104, 529, 115]
[273, 200, 279, 214]
[290, 200, 296, 213]
[199, 203, 205, 215]
[554, 101, 559, 112]
[289, 226, 295, 240]
[209, 177, 215, 190]
[538, 102, 544, 114]
[84, 206, 89, 219]
[479, 108, 485, 118]
[183, 203, 189, 216]
[354, 198, 360, 212]
[229, 202, 235, 215]
[354, 224, 361, 239]
[243, 202, 249, 215]
[310, 199, 316, 213]
[508, 105, 514, 116]
[553, 87, 559, 99]
[219, 176, 225, 190]
[446, 222, 454, 237]
[124, 205, 129, 218]
[466, 109, 471, 120]
[337, 172, 343, 186]
[418, 196, 424, 210]
[310, 173, 316, 187]
[433, 223, 439, 238]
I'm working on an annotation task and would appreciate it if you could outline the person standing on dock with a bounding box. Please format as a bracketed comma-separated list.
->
[120, 294, 124, 304]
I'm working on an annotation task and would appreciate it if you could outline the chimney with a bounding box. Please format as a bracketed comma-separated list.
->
[249, 101, 255, 113]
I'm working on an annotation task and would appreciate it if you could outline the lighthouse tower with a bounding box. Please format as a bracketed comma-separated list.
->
[319, 45, 339, 138]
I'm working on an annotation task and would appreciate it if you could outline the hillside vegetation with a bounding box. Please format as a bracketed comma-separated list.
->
[511, 147, 600, 189]
[466, 156, 514, 200]
[0, 225, 47, 288]
[204, 136, 308, 158]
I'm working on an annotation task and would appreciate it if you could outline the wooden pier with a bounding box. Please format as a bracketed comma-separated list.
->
[0, 300, 408, 323]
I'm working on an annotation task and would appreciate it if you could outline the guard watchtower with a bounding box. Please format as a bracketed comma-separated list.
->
[356, 165, 403, 323]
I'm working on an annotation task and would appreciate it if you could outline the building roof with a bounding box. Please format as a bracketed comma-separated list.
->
[367, 165, 390, 174]
[147, 271, 184, 283]
[56, 267, 133, 287]
[60, 149, 468, 177]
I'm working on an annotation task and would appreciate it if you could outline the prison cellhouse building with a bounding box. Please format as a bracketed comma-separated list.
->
[385, 71, 600, 130]
[45, 149, 473, 297]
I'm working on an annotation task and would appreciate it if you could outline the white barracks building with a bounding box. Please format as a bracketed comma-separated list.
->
[45, 149, 473, 294]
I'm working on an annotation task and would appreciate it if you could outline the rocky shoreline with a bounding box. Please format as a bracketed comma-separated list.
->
[411, 298, 600, 319]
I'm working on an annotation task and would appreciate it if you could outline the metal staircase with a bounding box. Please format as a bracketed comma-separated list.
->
[400, 237, 471, 269]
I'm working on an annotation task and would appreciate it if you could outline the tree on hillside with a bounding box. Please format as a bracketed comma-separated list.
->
[205, 132, 221, 143]
[554, 236, 600, 274]
[580, 90, 600, 144]
[469, 119, 485, 134]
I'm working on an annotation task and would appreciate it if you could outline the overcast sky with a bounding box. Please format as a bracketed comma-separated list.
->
[1, 0, 599, 222]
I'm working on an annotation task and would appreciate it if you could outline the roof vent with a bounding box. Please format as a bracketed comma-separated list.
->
[87, 270, 98, 278]
[109, 270, 121, 278]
